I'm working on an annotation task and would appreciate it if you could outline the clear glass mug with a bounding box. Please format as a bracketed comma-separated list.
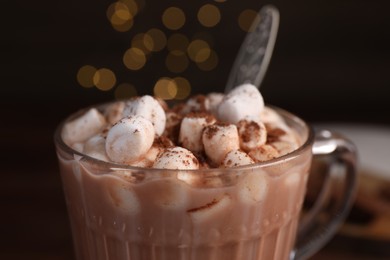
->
[54, 105, 357, 260]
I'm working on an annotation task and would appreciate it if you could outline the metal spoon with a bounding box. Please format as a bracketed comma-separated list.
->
[225, 5, 280, 93]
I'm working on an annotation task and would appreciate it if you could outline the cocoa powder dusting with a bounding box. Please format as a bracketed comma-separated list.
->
[187, 198, 219, 213]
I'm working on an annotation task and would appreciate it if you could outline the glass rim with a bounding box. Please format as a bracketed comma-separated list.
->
[54, 102, 314, 174]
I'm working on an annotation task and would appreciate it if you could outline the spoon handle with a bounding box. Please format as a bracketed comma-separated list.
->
[225, 5, 279, 93]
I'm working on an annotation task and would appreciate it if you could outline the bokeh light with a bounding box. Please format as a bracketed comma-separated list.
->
[153, 77, 177, 100]
[123, 47, 146, 70]
[173, 77, 191, 100]
[187, 39, 211, 63]
[107, 1, 134, 32]
[118, 0, 138, 16]
[162, 7, 186, 30]
[197, 4, 221, 27]
[167, 33, 189, 53]
[196, 50, 218, 71]
[131, 33, 154, 54]
[238, 9, 260, 32]
[93, 68, 117, 91]
[77, 65, 97, 88]
[166, 51, 189, 73]
[114, 83, 138, 100]
[146, 28, 167, 52]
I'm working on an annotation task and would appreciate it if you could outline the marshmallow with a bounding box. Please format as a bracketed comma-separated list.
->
[248, 145, 279, 162]
[131, 137, 173, 167]
[207, 92, 224, 115]
[270, 141, 299, 156]
[284, 172, 302, 188]
[221, 149, 254, 168]
[188, 195, 231, 223]
[123, 95, 166, 136]
[237, 120, 267, 152]
[62, 108, 106, 145]
[148, 179, 188, 209]
[131, 146, 161, 168]
[104, 101, 125, 125]
[179, 113, 216, 152]
[71, 142, 84, 153]
[217, 84, 264, 124]
[238, 172, 268, 203]
[181, 95, 210, 114]
[202, 124, 240, 165]
[105, 175, 140, 215]
[260, 106, 284, 125]
[153, 147, 199, 170]
[105, 115, 155, 164]
[163, 111, 182, 142]
[83, 134, 109, 161]
[155, 97, 169, 111]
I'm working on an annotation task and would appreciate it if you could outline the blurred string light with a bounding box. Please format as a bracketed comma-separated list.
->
[80, 1, 262, 98]
[123, 47, 146, 70]
[197, 4, 221, 27]
[197, 50, 218, 71]
[146, 28, 167, 51]
[162, 7, 186, 30]
[187, 39, 211, 63]
[153, 77, 191, 100]
[114, 83, 138, 100]
[238, 9, 260, 32]
[131, 33, 154, 54]
[77, 65, 97, 88]
[93, 68, 117, 91]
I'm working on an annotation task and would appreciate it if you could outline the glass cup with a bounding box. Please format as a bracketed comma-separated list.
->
[54, 104, 357, 260]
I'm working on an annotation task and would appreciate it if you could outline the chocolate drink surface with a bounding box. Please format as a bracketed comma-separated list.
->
[56, 84, 312, 260]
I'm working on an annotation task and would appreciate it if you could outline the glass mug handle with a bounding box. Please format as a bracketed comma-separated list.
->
[291, 129, 358, 260]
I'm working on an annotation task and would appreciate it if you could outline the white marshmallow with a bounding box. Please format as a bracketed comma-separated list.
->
[237, 120, 267, 152]
[202, 124, 240, 165]
[71, 142, 84, 153]
[62, 108, 106, 145]
[83, 134, 109, 161]
[163, 111, 182, 141]
[132, 136, 174, 167]
[131, 146, 162, 168]
[153, 147, 199, 170]
[155, 97, 169, 111]
[270, 141, 299, 156]
[104, 101, 125, 125]
[284, 172, 302, 188]
[217, 84, 264, 124]
[179, 113, 216, 152]
[248, 145, 280, 162]
[123, 95, 166, 136]
[221, 149, 254, 168]
[238, 172, 268, 203]
[105, 175, 140, 215]
[189, 195, 231, 223]
[181, 95, 210, 114]
[149, 179, 188, 209]
[105, 115, 155, 164]
[207, 92, 224, 115]
[260, 106, 284, 125]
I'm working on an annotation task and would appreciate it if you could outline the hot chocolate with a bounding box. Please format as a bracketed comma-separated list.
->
[56, 84, 311, 260]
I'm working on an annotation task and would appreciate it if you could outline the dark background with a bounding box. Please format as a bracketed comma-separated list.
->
[1, 0, 389, 259]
